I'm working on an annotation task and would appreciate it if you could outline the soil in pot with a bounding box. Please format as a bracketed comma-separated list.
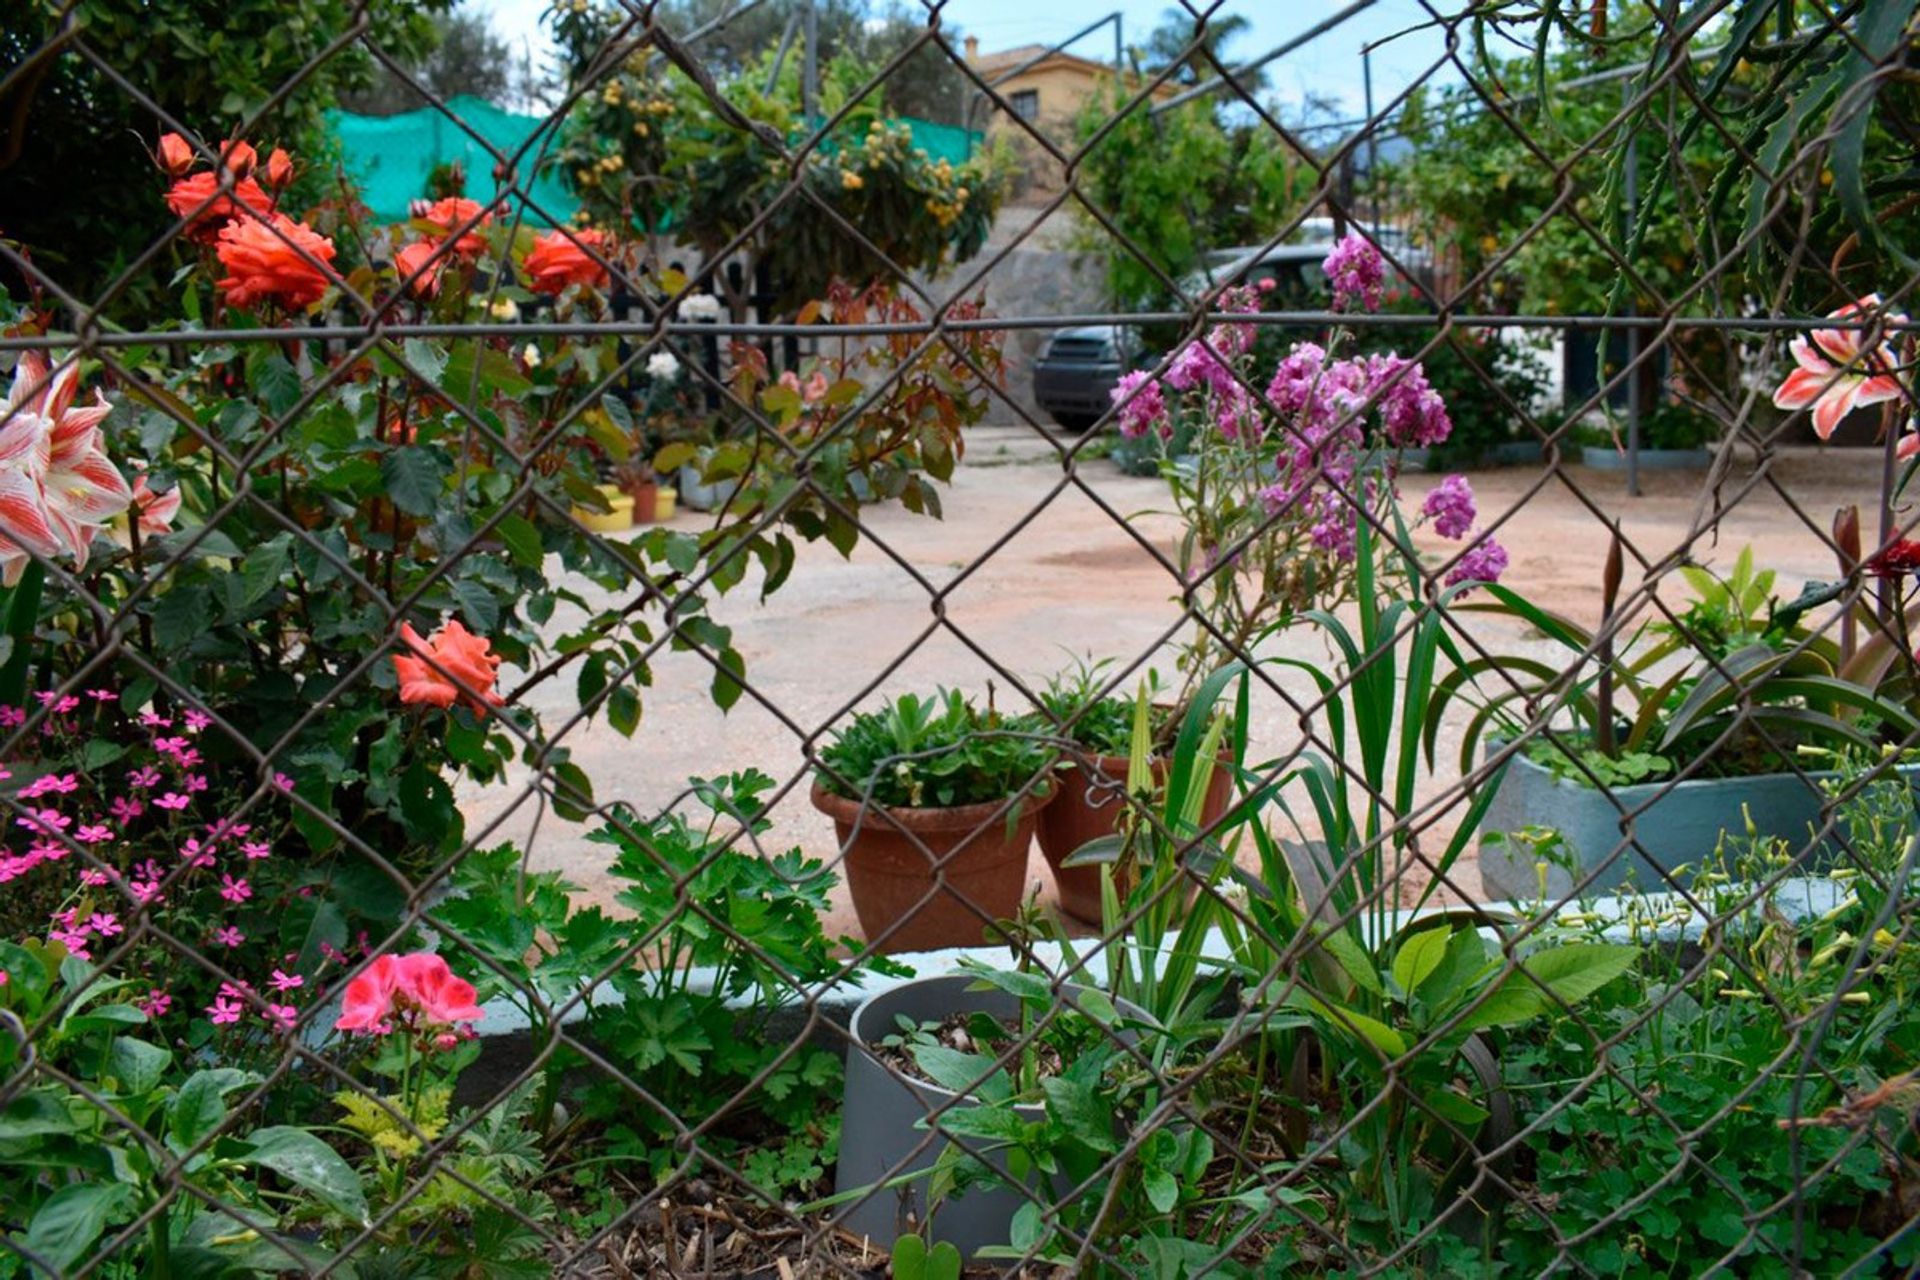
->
[810, 783, 1049, 953]
[1037, 753, 1233, 925]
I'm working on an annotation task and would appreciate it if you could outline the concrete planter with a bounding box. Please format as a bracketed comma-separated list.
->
[831, 974, 1142, 1258]
[1400, 440, 1543, 472]
[1478, 748, 1867, 900]
[1580, 444, 1711, 471]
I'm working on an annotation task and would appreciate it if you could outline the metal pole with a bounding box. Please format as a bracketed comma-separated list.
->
[1362, 43, 1377, 231]
[1622, 79, 1642, 499]
[1115, 12, 1123, 73]
[802, 0, 818, 120]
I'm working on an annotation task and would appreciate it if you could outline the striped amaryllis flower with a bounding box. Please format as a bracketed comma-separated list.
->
[1, 354, 133, 583]
[1772, 294, 1909, 439]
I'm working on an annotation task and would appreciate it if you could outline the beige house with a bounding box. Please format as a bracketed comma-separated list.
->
[962, 37, 1176, 191]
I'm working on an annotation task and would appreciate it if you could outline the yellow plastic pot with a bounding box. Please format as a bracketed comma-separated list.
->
[572, 491, 634, 532]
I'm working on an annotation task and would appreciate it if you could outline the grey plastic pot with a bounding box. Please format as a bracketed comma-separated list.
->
[1477, 747, 1913, 900]
[831, 973, 1144, 1258]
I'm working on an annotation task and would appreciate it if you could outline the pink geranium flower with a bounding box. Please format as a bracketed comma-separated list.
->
[1772, 294, 1908, 438]
[333, 951, 486, 1036]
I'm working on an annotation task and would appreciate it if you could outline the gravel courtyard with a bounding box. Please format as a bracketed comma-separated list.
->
[462, 427, 1883, 939]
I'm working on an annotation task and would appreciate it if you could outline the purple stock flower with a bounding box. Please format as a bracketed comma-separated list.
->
[1422, 474, 1476, 540]
[1324, 232, 1386, 312]
[1446, 535, 1509, 589]
[1110, 370, 1167, 440]
[1368, 355, 1452, 448]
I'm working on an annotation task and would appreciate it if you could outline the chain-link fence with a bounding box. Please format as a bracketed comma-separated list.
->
[3, 0, 1920, 1275]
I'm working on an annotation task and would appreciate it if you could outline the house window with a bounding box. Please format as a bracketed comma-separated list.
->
[1009, 89, 1039, 121]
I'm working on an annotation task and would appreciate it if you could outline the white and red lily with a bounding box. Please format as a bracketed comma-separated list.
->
[126, 471, 181, 540]
[1772, 294, 1909, 439]
[1, 353, 134, 583]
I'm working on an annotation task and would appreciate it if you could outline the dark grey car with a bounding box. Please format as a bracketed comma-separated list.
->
[1031, 324, 1136, 432]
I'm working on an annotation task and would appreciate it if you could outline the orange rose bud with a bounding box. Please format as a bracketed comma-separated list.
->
[218, 139, 258, 176]
[155, 133, 193, 176]
[264, 148, 294, 189]
[394, 240, 443, 298]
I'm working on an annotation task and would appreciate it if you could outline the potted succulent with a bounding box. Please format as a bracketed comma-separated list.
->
[812, 690, 1055, 953]
[830, 964, 1150, 1259]
[1029, 663, 1235, 924]
[1435, 542, 1919, 899]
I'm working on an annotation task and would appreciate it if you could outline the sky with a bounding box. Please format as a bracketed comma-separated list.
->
[472, 0, 1466, 122]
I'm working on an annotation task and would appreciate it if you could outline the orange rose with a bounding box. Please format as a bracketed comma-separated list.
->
[393, 619, 504, 717]
[421, 197, 490, 256]
[524, 228, 608, 294]
[155, 133, 193, 176]
[164, 172, 274, 240]
[394, 240, 443, 298]
[264, 148, 294, 189]
[215, 215, 338, 311]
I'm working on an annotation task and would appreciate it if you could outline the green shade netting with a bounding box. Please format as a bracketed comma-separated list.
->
[331, 96, 982, 227]
[329, 96, 579, 225]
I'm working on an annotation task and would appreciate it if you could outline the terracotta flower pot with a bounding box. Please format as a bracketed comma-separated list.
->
[1036, 752, 1233, 925]
[810, 782, 1050, 954]
[624, 479, 658, 523]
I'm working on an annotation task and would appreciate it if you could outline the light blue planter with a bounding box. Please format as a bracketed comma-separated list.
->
[1479, 749, 1858, 901]
[677, 462, 741, 512]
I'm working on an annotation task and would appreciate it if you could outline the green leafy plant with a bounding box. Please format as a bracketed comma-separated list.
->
[816, 689, 1053, 810]
[0, 944, 366, 1276]
[1429, 542, 1920, 787]
[580, 770, 897, 1195]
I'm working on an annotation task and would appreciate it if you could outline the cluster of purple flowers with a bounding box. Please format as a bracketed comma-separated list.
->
[1104, 233, 1508, 587]
[1325, 231, 1387, 312]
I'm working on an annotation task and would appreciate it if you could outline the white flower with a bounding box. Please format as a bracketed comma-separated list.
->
[679, 293, 722, 322]
[522, 343, 541, 368]
[489, 297, 519, 322]
[646, 351, 681, 382]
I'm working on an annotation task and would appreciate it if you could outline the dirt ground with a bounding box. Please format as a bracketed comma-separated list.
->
[459, 429, 1883, 940]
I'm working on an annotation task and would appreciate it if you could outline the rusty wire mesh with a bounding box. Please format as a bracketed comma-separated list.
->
[3, 0, 1920, 1275]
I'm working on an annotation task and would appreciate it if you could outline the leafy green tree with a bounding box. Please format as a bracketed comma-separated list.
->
[0, 0, 450, 317]
[1072, 87, 1307, 309]
[338, 7, 518, 117]
[1140, 7, 1266, 97]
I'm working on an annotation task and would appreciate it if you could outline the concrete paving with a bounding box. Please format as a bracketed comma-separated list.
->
[458, 428, 1882, 940]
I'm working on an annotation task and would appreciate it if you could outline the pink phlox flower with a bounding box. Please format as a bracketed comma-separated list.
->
[152, 735, 188, 756]
[35, 692, 80, 715]
[268, 968, 304, 993]
[74, 822, 113, 844]
[207, 995, 243, 1025]
[153, 792, 190, 811]
[0, 706, 25, 727]
[183, 774, 208, 793]
[88, 912, 122, 937]
[110, 796, 144, 824]
[218, 874, 251, 904]
[1367, 354, 1451, 448]
[181, 838, 215, 869]
[50, 930, 91, 959]
[30, 837, 67, 862]
[264, 1003, 297, 1031]
[78, 868, 109, 887]
[272, 772, 294, 792]
[86, 688, 117, 702]
[21, 772, 78, 799]
[139, 989, 172, 1018]
[183, 710, 212, 731]
[212, 925, 244, 947]
[138, 710, 172, 729]
[173, 748, 202, 769]
[127, 765, 161, 789]
[130, 879, 163, 905]
[242, 840, 271, 860]
[17, 807, 70, 834]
